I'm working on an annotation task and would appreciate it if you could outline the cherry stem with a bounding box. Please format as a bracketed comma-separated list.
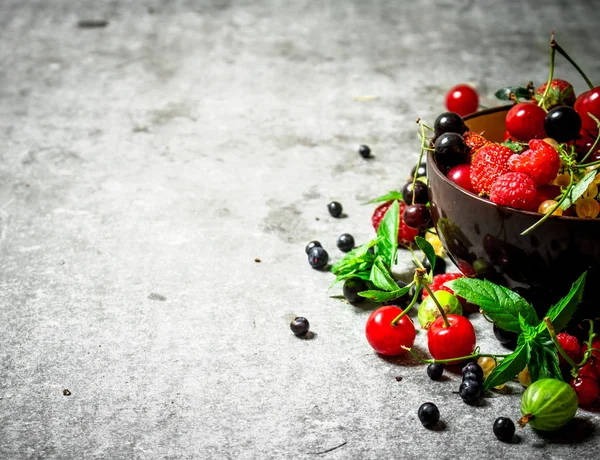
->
[390, 281, 420, 326]
[544, 317, 579, 370]
[412, 120, 429, 205]
[421, 282, 450, 328]
[401, 345, 509, 364]
[538, 35, 556, 109]
[552, 39, 595, 90]
[577, 319, 597, 368]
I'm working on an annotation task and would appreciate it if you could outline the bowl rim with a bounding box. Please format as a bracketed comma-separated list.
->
[428, 106, 598, 223]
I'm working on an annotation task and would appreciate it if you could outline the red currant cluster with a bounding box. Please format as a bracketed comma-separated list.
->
[556, 332, 600, 407]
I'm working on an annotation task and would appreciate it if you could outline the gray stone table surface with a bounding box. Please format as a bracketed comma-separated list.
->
[2, 0, 600, 459]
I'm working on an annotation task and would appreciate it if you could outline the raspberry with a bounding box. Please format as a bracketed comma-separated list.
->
[489, 172, 538, 211]
[470, 143, 513, 196]
[371, 200, 419, 246]
[463, 131, 490, 156]
[508, 139, 561, 185]
[421, 273, 466, 307]
[556, 332, 581, 368]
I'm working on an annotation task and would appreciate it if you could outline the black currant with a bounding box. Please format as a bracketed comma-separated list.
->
[410, 162, 427, 179]
[493, 323, 518, 350]
[359, 144, 371, 158]
[434, 112, 466, 137]
[305, 240, 322, 255]
[417, 402, 440, 427]
[458, 379, 481, 403]
[409, 284, 423, 304]
[493, 417, 515, 442]
[337, 233, 355, 252]
[402, 204, 431, 229]
[328, 201, 343, 217]
[463, 371, 483, 385]
[402, 180, 429, 205]
[462, 362, 484, 382]
[427, 363, 444, 381]
[544, 106, 582, 143]
[290, 317, 310, 336]
[308, 246, 329, 269]
[343, 278, 367, 304]
[422, 255, 446, 276]
[434, 132, 468, 167]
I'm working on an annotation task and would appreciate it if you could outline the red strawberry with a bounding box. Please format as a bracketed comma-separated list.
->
[535, 79, 576, 110]
[470, 143, 514, 196]
[371, 200, 419, 246]
[421, 273, 466, 307]
[463, 131, 490, 156]
[489, 172, 538, 210]
[508, 139, 561, 185]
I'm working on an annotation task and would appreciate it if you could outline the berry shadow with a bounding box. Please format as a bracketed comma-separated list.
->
[425, 420, 447, 432]
[534, 417, 596, 444]
[378, 344, 429, 367]
[299, 331, 318, 341]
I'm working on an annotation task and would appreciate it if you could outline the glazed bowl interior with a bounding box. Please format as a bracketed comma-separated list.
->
[427, 106, 600, 311]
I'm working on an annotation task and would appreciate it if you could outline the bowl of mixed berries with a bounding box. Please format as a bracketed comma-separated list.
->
[425, 36, 600, 317]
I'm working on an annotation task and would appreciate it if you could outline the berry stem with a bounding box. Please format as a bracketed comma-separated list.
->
[401, 345, 509, 364]
[517, 413, 534, 428]
[578, 319, 598, 367]
[579, 114, 600, 164]
[421, 281, 450, 328]
[390, 280, 419, 326]
[412, 120, 429, 205]
[538, 34, 556, 109]
[544, 317, 579, 369]
[552, 39, 595, 90]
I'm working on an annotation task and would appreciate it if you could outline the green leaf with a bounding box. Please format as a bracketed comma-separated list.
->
[543, 344, 563, 381]
[331, 239, 379, 274]
[483, 343, 529, 391]
[375, 200, 399, 268]
[331, 270, 372, 287]
[415, 236, 436, 273]
[527, 342, 546, 382]
[519, 313, 538, 342]
[446, 278, 538, 333]
[561, 170, 596, 210]
[370, 256, 399, 292]
[501, 138, 525, 153]
[358, 285, 411, 302]
[494, 86, 532, 102]
[538, 271, 587, 333]
[363, 191, 404, 205]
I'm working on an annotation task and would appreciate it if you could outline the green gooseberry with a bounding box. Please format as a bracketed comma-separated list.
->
[519, 378, 578, 431]
[418, 290, 462, 330]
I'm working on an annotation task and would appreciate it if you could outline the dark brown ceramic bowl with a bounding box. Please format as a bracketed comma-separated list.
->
[427, 106, 600, 312]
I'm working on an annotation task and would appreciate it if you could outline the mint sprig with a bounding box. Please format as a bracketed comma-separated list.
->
[415, 236, 436, 273]
[561, 169, 597, 210]
[363, 191, 404, 205]
[375, 200, 399, 268]
[494, 86, 532, 102]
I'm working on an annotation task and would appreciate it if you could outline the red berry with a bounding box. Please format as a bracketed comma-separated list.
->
[365, 305, 416, 356]
[535, 79, 576, 109]
[463, 131, 490, 156]
[447, 164, 474, 193]
[427, 314, 476, 361]
[445, 84, 479, 117]
[508, 139, 561, 185]
[570, 376, 599, 406]
[577, 361, 597, 380]
[582, 338, 600, 377]
[556, 332, 582, 368]
[489, 172, 538, 211]
[421, 273, 466, 307]
[505, 102, 547, 141]
[372, 200, 419, 246]
[470, 144, 514, 196]
[575, 87, 600, 135]
[534, 184, 561, 210]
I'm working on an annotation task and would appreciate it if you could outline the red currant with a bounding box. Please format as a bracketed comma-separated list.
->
[447, 164, 474, 193]
[445, 84, 479, 117]
[505, 102, 547, 141]
[427, 314, 476, 361]
[570, 375, 599, 406]
[575, 87, 600, 135]
[556, 332, 582, 368]
[577, 361, 597, 380]
[365, 305, 416, 356]
[582, 338, 600, 377]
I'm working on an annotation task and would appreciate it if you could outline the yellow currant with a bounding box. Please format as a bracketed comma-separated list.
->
[538, 199, 562, 216]
[576, 198, 600, 218]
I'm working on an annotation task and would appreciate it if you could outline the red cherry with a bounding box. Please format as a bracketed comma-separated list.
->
[575, 88, 600, 134]
[427, 314, 476, 361]
[505, 102, 547, 141]
[445, 84, 479, 117]
[570, 376, 599, 406]
[577, 361, 597, 380]
[365, 305, 416, 356]
[582, 338, 600, 377]
[447, 164, 474, 193]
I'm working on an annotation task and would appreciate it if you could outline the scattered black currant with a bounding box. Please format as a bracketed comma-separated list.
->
[343, 278, 367, 304]
[417, 402, 440, 428]
[308, 246, 329, 269]
[359, 144, 371, 158]
[337, 233, 355, 252]
[402, 180, 429, 205]
[434, 132, 468, 167]
[328, 201, 343, 217]
[305, 240, 322, 255]
[463, 371, 483, 385]
[402, 204, 431, 229]
[493, 417, 515, 443]
[434, 112, 466, 137]
[462, 362, 484, 382]
[427, 363, 444, 381]
[458, 379, 482, 403]
[422, 255, 446, 276]
[544, 106, 582, 143]
[290, 317, 310, 336]
[410, 162, 427, 179]
[493, 323, 518, 350]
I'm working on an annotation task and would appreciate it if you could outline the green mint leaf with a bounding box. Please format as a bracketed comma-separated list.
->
[446, 278, 538, 333]
[331, 269, 372, 287]
[543, 344, 563, 381]
[561, 170, 596, 210]
[375, 200, 399, 268]
[363, 192, 404, 205]
[501, 138, 525, 153]
[331, 239, 379, 274]
[370, 256, 399, 291]
[483, 343, 529, 391]
[519, 313, 538, 342]
[358, 285, 410, 302]
[415, 236, 436, 273]
[494, 86, 532, 102]
[538, 271, 587, 333]
[527, 341, 561, 383]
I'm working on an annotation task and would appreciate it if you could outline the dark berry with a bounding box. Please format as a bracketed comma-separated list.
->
[328, 201, 343, 217]
[422, 255, 446, 276]
[434, 133, 468, 167]
[462, 362, 484, 382]
[383, 280, 411, 307]
[305, 240, 322, 255]
[359, 145, 371, 158]
[434, 112, 466, 137]
[458, 379, 481, 402]
[409, 284, 423, 303]
[493, 323, 518, 350]
[417, 402, 440, 427]
[308, 246, 328, 269]
[290, 317, 310, 336]
[544, 106, 582, 143]
[463, 371, 483, 385]
[493, 417, 515, 442]
[343, 278, 367, 304]
[402, 181, 429, 205]
[410, 162, 427, 179]
[427, 363, 444, 381]
[402, 204, 431, 229]
[337, 233, 355, 252]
